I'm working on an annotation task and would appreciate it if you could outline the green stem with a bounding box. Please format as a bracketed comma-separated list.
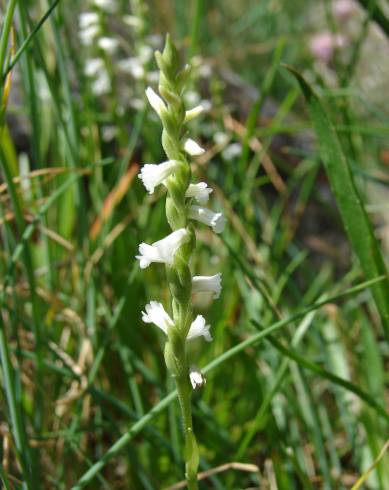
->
[176, 377, 199, 489]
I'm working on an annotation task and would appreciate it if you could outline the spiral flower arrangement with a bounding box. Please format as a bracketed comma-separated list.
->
[136, 35, 225, 489]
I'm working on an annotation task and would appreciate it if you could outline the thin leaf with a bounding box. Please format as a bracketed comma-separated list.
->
[286, 66, 389, 340]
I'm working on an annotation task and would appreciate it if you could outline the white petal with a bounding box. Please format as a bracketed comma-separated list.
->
[141, 301, 173, 335]
[189, 205, 226, 234]
[184, 105, 204, 123]
[187, 315, 212, 342]
[185, 183, 213, 204]
[136, 229, 190, 268]
[138, 160, 179, 194]
[145, 87, 166, 117]
[184, 138, 205, 156]
[192, 273, 222, 299]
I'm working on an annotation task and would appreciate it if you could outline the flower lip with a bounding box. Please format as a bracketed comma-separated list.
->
[136, 228, 190, 269]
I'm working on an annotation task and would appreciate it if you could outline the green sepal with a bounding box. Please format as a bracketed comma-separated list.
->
[176, 64, 192, 93]
[164, 340, 182, 378]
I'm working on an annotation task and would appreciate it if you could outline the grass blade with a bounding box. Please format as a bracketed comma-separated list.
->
[286, 67, 389, 340]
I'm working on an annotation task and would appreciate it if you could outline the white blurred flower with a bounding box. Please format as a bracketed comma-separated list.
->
[93, 0, 117, 13]
[222, 142, 242, 161]
[101, 125, 118, 142]
[84, 58, 104, 77]
[214, 131, 229, 146]
[147, 34, 163, 48]
[145, 87, 167, 118]
[123, 15, 144, 29]
[189, 205, 226, 234]
[184, 105, 204, 123]
[91, 71, 110, 95]
[200, 99, 212, 112]
[198, 63, 212, 78]
[79, 12, 99, 29]
[192, 273, 222, 299]
[130, 98, 146, 110]
[184, 138, 205, 156]
[118, 57, 145, 79]
[187, 315, 212, 341]
[136, 229, 190, 269]
[333, 0, 355, 22]
[309, 32, 347, 64]
[138, 160, 180, 194]
[185, 182, 213, 204]
[146, 71, 160, 84]
[98, 37, 119, 54]
[185, 90, 200, 106]
[189, 366, 207, 389]
[138, 45, 153, 64]
[142, 302, 212, 342]
[80, 25, 99, 45]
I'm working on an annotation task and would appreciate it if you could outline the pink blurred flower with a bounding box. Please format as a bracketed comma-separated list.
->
[310, 32, 347, 63]
[333, 0, 356, 22]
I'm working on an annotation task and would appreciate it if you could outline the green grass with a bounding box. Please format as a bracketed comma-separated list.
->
[0, 0, 389, 489]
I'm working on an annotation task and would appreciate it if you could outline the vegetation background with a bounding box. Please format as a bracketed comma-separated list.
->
[0, 0, 388, 488]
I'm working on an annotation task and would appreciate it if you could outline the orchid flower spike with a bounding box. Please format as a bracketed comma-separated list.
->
[139, 160, 180, 194]
[189, 205, 226, 234]
[192, 273, 222, 299]
[142, 302, 212, 342]
[185, 182, 213, 204]
[184, 138, 205, 156]
[146, 87, 167, 118]
[136, 228, 190, 269]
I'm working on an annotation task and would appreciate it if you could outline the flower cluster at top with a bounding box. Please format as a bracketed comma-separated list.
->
[135, 39, 225, 386]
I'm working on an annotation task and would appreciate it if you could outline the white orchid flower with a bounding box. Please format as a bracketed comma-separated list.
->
[189, 205, 226, 234]
[136, 229, 190, 269]
[139, 160, 180, 194]
[185, 183, 213, 204]
[192, 273, 222, 299]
